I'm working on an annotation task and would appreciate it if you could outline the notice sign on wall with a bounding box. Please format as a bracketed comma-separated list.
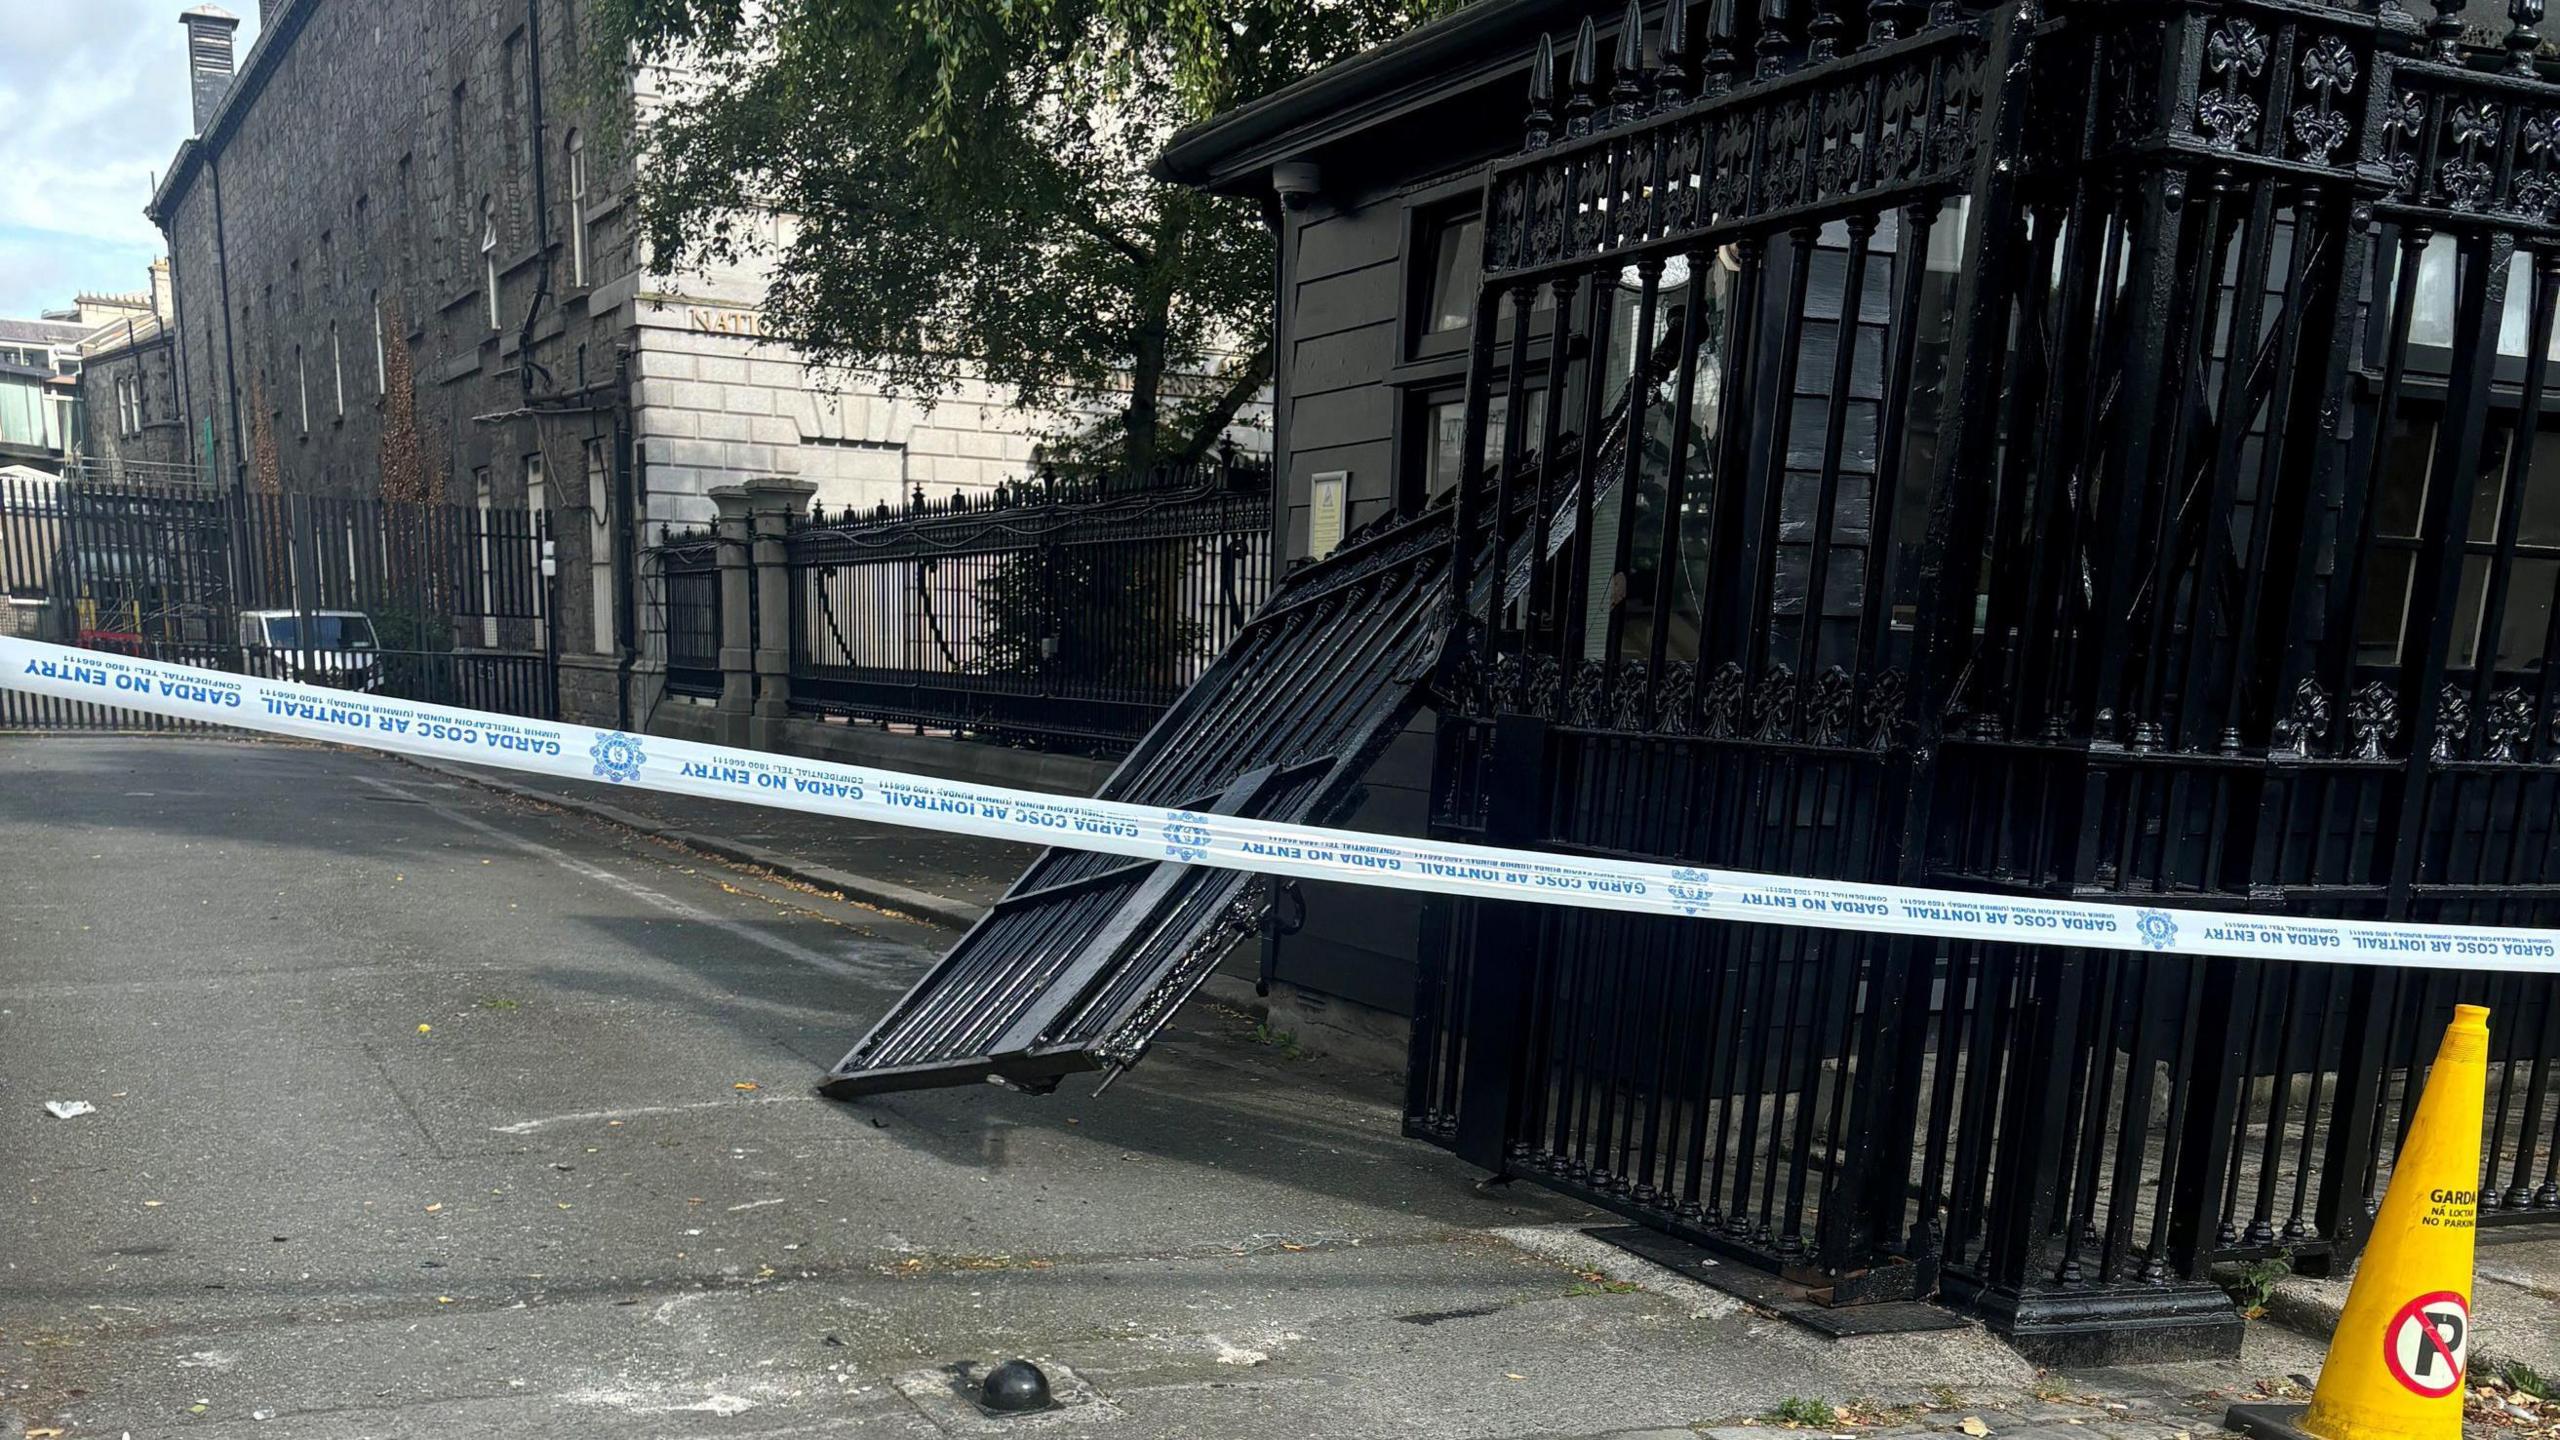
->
[1310, 471, 1347, 558]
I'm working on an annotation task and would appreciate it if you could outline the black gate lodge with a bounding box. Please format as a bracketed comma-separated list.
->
[1404, 0, 2560, 1357]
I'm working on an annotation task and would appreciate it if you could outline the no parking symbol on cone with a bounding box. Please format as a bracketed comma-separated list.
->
[2382, 1291, 2467, 1400]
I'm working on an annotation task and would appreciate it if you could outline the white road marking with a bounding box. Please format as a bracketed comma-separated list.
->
[352, 775, 894, 984]
[488, 1095, 815, 1136]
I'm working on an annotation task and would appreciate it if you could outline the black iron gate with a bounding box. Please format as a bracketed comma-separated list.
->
[1411, 0, 2560, 1355]
[0, 474, 234, 731]
[1, 475, 558, 727]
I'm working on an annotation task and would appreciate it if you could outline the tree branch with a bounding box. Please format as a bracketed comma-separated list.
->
[1162, 338, 1273, 464]
[1062, 204, 1154, 268]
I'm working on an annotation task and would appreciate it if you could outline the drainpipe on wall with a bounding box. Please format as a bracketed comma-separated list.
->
[210, 152, 245, 501]
[612, 346, 640, 730]
[516, 0, 557, 404]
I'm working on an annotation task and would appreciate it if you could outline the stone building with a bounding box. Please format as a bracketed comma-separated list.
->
[147, 0, 1202, 726]
[73, 262, 195, 482]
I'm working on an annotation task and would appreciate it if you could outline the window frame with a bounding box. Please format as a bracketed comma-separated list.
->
[481, 197, 502, 332]
[565, 129, 590, 288]
[1407, 201, 1488, 363]
[2353, 397, 2560, 680]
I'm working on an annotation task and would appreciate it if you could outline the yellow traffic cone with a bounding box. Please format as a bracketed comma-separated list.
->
[2230, 1004, 2489, 1440]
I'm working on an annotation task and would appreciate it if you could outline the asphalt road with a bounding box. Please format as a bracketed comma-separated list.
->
[0, 737, 2290, 1440]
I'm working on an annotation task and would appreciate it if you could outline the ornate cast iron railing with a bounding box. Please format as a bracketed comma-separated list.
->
[1412, 0, 2560, 1358]
[779, 456, 1273, 754]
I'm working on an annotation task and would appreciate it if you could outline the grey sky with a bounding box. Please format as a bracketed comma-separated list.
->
[0, 1, 262, 317]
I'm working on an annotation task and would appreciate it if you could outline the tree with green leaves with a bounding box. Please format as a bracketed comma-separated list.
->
[597, 0, 1449, 472]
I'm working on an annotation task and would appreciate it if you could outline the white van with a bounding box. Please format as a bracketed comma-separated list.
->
[239, 609, 385, 691]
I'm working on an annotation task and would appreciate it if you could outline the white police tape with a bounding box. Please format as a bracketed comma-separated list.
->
[7, 634, 2555, 973]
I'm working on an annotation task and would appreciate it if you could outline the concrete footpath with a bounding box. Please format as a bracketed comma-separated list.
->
[415, 757, 1043, 930]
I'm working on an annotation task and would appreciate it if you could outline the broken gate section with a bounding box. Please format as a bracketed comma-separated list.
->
[821, 505, 1456, 1097]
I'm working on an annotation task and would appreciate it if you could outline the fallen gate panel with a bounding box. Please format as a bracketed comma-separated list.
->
[823, 506, 1455, 1095]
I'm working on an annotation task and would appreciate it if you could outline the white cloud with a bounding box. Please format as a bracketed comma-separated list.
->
[0, 0, 262, 313]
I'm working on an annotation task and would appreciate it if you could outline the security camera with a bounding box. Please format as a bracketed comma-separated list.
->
[1273, 162, 1324, 211]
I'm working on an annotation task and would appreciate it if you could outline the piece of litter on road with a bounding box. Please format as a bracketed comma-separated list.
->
[424, 1203, 442, 1213]
[252, 1409, 276, 1421]
[1959, 1417, 1992, 1436]
[416, 1024, 431, 1034]
[43, 1100, 96, 1119]
[728, 1198, 785, 1212]
[733, 1081, 760, 1091]
[437, 1295, 454, 1304]
[143, 1199, 164, 1208]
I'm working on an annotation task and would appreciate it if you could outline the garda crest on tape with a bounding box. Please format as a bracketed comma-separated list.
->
[590, 732, 646, 784]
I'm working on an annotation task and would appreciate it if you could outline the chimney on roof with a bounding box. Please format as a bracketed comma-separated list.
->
[181, 5, 241, 135]
[150, 259, 175, 323]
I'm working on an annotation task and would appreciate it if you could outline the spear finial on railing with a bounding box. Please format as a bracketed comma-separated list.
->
[1870, 0, 1918, 43]
[1525, 31, 1559, 148]
[1611, 0, 1649, 124]
[2510, 0, 2546, 73]
[1758, 0, 1798, 79]
[1565, 15, 1602, 136]
[1655, 0, 1694, 109]
[1702, 0, 1743, 94]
